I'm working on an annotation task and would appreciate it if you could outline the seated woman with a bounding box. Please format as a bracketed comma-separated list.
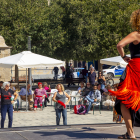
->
[79, 82, 92, 106]
[77, 81, 85, 94]
[42, 82, 51, 107]
[34, 82, 47, 111]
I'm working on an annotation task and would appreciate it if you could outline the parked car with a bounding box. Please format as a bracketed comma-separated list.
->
[102, 64, 111, 69]
[103, 65, 125, 78]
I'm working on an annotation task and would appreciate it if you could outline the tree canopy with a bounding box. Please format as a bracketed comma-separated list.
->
[0, 0, 139, 61]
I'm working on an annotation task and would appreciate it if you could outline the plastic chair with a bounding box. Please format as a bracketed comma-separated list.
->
[65, 90, 71, 95]
[51, 89, 58, 106]
[65, 90, 71, 110]
[92, 102, 101, 115]
[70, 91, 81, 111]
[19, 95, 29, 110]
[71, 91, 78, 101]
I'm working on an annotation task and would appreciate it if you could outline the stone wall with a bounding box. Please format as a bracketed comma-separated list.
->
[0, 49, 11, 82]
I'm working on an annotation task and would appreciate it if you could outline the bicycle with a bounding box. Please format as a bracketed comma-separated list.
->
[105, 76, 114, 87]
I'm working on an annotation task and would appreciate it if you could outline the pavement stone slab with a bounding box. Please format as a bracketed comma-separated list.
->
[0, 106, 115, 128]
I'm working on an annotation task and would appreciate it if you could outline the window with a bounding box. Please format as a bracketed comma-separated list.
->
[117, 66, 124, 69]
[109, 66, 116, 69]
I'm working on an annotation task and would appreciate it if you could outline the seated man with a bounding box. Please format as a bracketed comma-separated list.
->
[86, 85, 101, 114]
[19, 84, 34, 111]
[79, 82, 92, 105]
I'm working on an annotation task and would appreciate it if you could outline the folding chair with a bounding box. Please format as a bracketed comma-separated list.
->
[65, 89, 71, 110]
[51, 89, 58, 106]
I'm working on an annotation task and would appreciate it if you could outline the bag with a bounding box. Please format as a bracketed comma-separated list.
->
[98, 79, 104, 84]
[74, 105, 86, 115]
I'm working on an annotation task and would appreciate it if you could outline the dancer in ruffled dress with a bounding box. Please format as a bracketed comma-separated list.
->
[109, 9, 140, 139]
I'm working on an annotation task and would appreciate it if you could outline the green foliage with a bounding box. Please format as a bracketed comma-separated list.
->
[0, 0, 139, 60]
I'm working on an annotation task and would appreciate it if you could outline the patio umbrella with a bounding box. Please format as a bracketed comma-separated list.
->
[100, 54, 130, 67]
[0, 51, 65, 111]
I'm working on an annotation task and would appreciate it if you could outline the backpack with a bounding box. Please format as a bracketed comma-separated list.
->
[74, 105, 86, 115]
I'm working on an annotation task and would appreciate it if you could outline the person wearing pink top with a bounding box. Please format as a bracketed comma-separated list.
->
[43, 82, 51, 107]
[34, 82, 47, 111]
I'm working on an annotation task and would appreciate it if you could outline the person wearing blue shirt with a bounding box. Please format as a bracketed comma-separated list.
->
[19, 84, 34, 111]
[85, 85, 101, 114]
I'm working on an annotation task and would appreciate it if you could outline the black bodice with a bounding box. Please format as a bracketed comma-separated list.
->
[129, 43, 140, 59]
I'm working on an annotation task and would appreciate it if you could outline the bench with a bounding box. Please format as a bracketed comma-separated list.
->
[65, 78, 85, 85]
[12, 78, 64, 84]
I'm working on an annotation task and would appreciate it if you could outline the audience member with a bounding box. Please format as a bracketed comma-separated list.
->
[19, 84, 34, 111]
[77, 82, 85, 93]
[34, 82, 47, 111]
[103, 84, 112, 110]
[97, 71, 106, 89]
[10, 83, 19, 111]
[67, 63, 75, 87]
[82, 66, 88, 82]
[89, 64, 94, 70]
[60, 66, 66, 78]
[88, 67, 96, 86]
[79, 71, 83, 78]
[85, 85, 101, 114]
[53, 66, 59, 80]
[97, 84, 105, 95]
[80, 82, 92, 97]
[1, 82, 18, 128]
[79, 82, 92, 107]
[112, 83, 123, 123]
[52, 84, 71, 125]
[42, 82, 51, 107]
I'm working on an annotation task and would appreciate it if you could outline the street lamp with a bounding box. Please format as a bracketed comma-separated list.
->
[0, 36, 12, 49]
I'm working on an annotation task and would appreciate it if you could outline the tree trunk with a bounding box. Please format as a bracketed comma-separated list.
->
[98, 60, 102, 72]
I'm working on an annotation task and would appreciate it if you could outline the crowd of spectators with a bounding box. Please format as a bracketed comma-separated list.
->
[0, 66, 120, 128]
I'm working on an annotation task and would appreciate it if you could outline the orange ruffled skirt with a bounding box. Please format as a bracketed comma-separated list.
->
[109, 58, 140, 112]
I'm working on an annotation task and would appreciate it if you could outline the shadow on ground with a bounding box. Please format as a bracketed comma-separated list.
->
[32, 129, 119, 139]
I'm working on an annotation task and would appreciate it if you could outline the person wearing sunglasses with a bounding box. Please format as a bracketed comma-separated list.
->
[1, 82, 18, 128]
[97, 71, 106, 90]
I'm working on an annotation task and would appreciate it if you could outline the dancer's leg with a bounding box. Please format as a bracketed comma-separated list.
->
[86, 96, 94, 103]
[121, 103, 135, 138]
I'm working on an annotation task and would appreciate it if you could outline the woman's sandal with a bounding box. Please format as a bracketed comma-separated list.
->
[118, 132, 136, 139]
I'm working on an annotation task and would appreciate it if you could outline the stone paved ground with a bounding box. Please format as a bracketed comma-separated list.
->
[3, 105, 115, 128]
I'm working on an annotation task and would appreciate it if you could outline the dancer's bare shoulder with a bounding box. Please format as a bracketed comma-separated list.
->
[133, 31, 140, 45]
